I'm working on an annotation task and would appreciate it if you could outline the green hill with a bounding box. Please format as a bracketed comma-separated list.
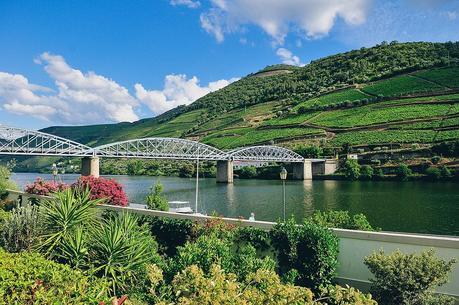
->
[38, 41, 459, 154]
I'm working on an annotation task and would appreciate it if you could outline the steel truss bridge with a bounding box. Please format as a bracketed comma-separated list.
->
[0, 125, 309, 163]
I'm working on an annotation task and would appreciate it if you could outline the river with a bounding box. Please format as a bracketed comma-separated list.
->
[11, 173, 459, 236]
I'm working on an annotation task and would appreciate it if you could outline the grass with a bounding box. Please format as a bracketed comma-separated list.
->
[361, 75, 446, 96]
[145, 110, 204, 137]
[310, 103, 456, 128]
[202, 127, 325, 149]
[414, 66, 459, 88]
[293, 89, 370, 110]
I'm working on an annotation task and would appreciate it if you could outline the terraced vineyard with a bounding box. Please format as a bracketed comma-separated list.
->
[34, 42, 459, 163]
[361, 75, 446, 96]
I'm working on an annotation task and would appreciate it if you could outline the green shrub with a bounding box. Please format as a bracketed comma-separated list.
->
[270, 218, 339, 291]
[167, 233, 234, 281]
[364, 249, 456, 305]
[439, 165, 452, 178]
[374, 168, 384, 179]
[360, 165, 374, 180]
[148, 216, 194, 256]
[426, 166, 441, 180]
[39, 187, 102, 256]
[319, 285, 377, 305]
[342, 159, 360, 180]
[295, 145, 323, 158]
[156, 264, 376, 305]
[310, 210, 377, 231]
[234, 226, 271, 252]
[1, 202, 41, 252]
[238, 166, 258, 179]
[0, 249, 110, 304]
[145, 181, 169, 211]
[396, 163, 412, 181]
[91, 212, 161, 295]
[0, 165, 17, 201]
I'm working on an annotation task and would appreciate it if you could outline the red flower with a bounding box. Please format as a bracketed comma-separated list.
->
[24, 178, 69, 196]
[72, 176, 128, 207]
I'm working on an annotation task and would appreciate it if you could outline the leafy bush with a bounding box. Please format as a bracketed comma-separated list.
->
[310, 210, 377, 231]
[364, 249, 456, 305]
[0, 249, 110, 304]
[73, 176, 128, 206]
[145, 181, 169, 211]
[360, 165, 374, 180]
[148, 217, 194, 256]
[238, 166, 258, 179]
[342, 159, 360, 180]
[167, 234, 234, 280]
[0, 165, 17, 200]
[396, 163, 412, 181]
[318, 285, 377, 305]
[270, 218, 339, 291]
[294, 145, 323, 158]
[234, 226, 271, 252]
[440, 165, 452, 178]
[24, 177, 68, 196]
[155, 264, 376, 305]
[1, 202, 41, 252]
[425, 166, 441, 181]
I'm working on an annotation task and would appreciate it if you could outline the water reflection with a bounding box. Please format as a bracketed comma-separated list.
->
[10, 173, 459, 236]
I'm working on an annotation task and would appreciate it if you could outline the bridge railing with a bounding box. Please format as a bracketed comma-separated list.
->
[5, 190, 459, 300]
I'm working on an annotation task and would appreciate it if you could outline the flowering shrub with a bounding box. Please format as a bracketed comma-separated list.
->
[24, 178, 68, 196]
[73, 176, 128, 206]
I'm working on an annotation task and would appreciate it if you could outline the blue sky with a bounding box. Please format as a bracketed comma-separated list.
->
[0, 0, 458, 129]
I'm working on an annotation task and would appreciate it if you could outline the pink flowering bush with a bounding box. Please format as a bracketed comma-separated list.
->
[24, 178, 69, 196]
[72, 176, 128, 207]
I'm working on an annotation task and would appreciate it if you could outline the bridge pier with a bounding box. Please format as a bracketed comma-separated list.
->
[312, 159, 338, 175]
[81, 157, 100, 177]
[216, 160, 234, 183]
[292, 160, 312, 180]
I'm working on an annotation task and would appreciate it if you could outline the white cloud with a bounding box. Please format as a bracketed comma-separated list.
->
[1, 53, 139, 124]
[170, 0, 200, 9]
[0, 53, 237, 125]
[194, 0, 371, 44]
[276, 48, 303, 66]
[135, 74, 238, 115]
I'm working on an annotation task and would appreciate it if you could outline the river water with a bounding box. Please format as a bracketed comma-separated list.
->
[11, 173, 459, 236]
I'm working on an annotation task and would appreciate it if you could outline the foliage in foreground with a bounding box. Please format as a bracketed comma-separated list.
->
[310, 210, 378, 231]
[0, 202, 41, 253]
[0, 249, 110, 305]
[152, 263, 376, 305]
[364, 249, 456, 305]
[270, 218, 339, 291]
[145, 181, 169, 211]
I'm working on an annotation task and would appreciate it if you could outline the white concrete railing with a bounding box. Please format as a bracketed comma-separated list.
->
[6, 190, 459, 299]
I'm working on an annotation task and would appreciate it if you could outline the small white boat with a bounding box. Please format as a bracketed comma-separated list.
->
[169, 201, 194, 214]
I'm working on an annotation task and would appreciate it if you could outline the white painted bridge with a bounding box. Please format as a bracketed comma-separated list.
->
[0, 124, 337, 182]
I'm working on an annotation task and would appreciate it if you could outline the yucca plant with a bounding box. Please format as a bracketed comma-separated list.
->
[91, 212, 158, 295]
[58, 226, 89, 268]
[39, 187, 104, 257]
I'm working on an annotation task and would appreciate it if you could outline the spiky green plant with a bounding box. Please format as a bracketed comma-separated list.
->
[39, 187, 104, 257]
[91, 212, 158, 295]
